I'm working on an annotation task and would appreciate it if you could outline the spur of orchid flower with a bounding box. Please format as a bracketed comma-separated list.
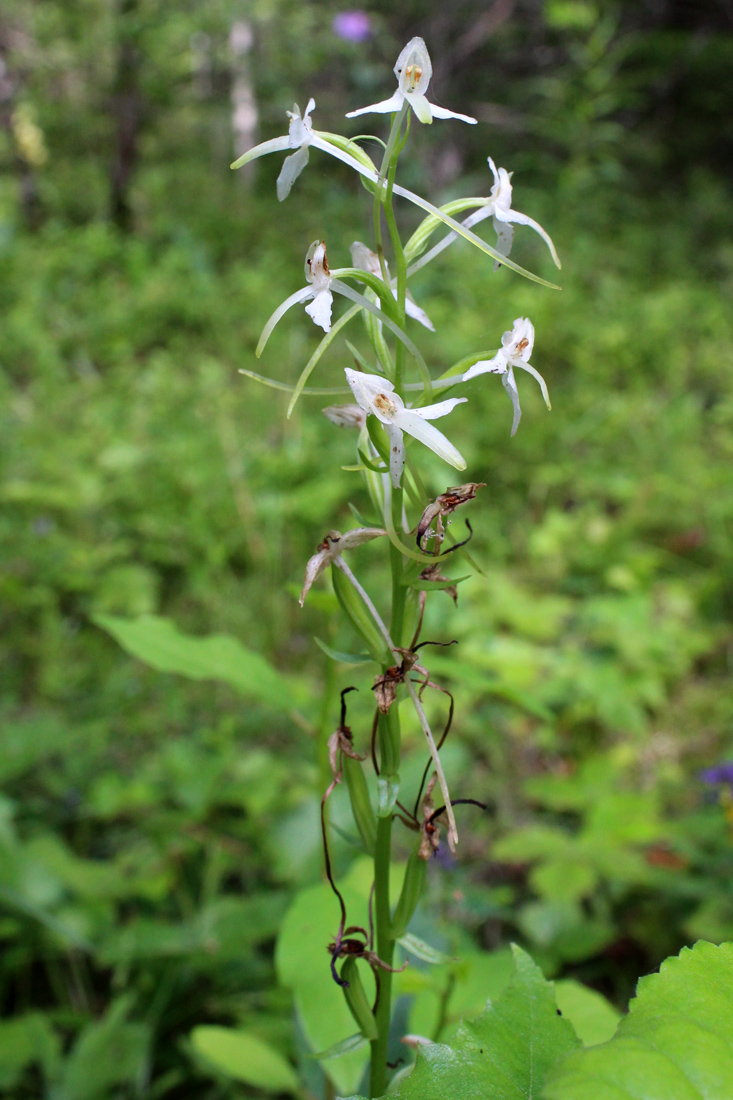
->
[345, 368, 466, 487]
[463, 317, 550, 436]
[346, 37, 477, 126]
[230, 98, 379, 201]
[350, 241, 434, 331]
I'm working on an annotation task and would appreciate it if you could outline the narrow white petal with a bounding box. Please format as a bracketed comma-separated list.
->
[404, 293, 435, 331]
[305, 288, 333, 332]
[345, 93, 404, 118]
[276, 145, 310, 201]
[515, 359, 551, 410]
[428, 101, 477, 124]
[500, 208, 561, 268]
[463, 355, 506, 381]
[502, 366, 522, 436]
[299, 549, 329, 606]
[412, 397, 467, 420]
[387, 424, 405, 487]
[230, 135, 290, 171]
[406, 92, 434, 124]
[397, 411, 466, 470]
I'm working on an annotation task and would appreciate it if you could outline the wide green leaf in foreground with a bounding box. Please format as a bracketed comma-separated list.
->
[545, 940, 733, 1100]
[191, 1026, 298, 1094]
[93, 614, 291, 708]
[350, 944, 579, 1100]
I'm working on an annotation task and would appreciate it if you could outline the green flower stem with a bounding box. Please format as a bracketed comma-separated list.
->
[369, 810, 395, 1098]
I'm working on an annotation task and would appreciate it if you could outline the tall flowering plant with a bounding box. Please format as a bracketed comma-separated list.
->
[235, 36, 559, 1097]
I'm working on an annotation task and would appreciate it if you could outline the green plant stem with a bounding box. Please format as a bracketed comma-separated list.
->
[369, 810, 394, 1098]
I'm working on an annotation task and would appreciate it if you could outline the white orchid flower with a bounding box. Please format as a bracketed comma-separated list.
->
[463, 317, 550, 437]
[300, 527, 386, 606]
[350, 241, 434, 331]
[346, 37, 477, 126]
[303, 240, 333, 331]
[257, 241, 435, 359]
[407, 158, 560, 278]
[484, 159, 560, 269]
[231, 97, 380, 201]
[345, 368, 467, 487]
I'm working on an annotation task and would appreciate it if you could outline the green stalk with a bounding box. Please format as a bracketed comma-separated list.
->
[369, 810, 395, 1098]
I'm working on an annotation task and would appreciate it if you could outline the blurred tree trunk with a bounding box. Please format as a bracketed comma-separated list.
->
[109, 0, 141, 231]
[229, 20, 258, 186]
[0, 31, 44, 229]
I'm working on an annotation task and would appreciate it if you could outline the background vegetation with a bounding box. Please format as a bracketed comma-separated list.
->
[1, 0, 733, 1096]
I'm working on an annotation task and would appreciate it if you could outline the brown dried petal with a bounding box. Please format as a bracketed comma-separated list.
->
[373, 669, 399, 714]
[416, 482, 486, 549]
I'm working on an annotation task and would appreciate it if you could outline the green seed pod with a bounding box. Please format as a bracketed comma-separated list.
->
[391, 844, 427, 939]
[331, 565, 389, 664]
[377, 707, 401, 779]
[343, 755, 376, 856]
[341, 956, 378, 1040]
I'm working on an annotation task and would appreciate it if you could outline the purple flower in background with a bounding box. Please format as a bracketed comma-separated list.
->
[700, 762, 733, 785]
[332, 11, 371, 43]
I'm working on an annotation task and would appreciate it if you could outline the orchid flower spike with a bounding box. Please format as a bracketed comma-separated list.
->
[350, 242, 434, 331]
[300, 527, 386, 606]
[463, 317, 550, 437]
[231, 97, 379, 201]
[346, 37, 477, 126]
[345, 368, 467, 487]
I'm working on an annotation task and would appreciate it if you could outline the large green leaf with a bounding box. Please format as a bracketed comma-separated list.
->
[362, 945, 579, 1099]
[191, 1026, 299, 1094]
[93, 614, 291, 708]
[544, 940, 733, 1099]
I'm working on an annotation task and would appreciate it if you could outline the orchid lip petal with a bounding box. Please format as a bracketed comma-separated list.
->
[502, 367, 522, 436]
[405, 91, 434, 125]
[276, 144, 310, 201]
[387, 424, 405, 488]
[305, 288, 333, 332]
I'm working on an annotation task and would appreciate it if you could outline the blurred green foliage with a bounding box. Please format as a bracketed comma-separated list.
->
[1, 0, 733, 1096]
